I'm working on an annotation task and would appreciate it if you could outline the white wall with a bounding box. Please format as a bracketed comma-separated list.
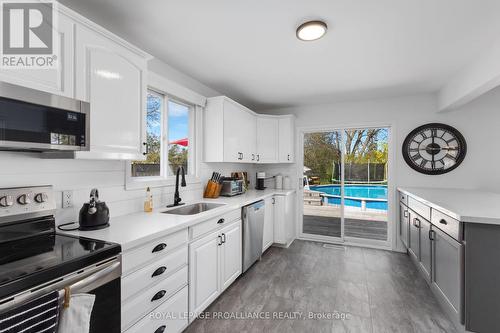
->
[262, 87, 500, 193]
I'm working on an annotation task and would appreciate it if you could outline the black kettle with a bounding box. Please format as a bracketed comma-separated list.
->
[79, 189, 110, 231]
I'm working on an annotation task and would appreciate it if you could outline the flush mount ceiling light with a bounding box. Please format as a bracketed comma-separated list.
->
[296, 20, 327, 41]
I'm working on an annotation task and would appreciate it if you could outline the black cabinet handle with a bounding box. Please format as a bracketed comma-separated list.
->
[152, 266, 167, 277]
[413, 218, 421, 228]
[222, 233, 226, 243]
[217, 218, 225, 224]
[429, 229, 435, 241]
[439, 219, 448, 225]
[252, 154, 255, 161]
[257, 154, 260, 162]
[151, 290, 166, 302]
[287, 154, 290, 161]
[218, 235, 222, 246]
[152, 243, 167, 253]
[154, 326, 166, 333]
[272, 197, 275, 204]
[142, 142, 149, 156]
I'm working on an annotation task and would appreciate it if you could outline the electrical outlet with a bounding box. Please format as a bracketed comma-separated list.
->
[62, 190, 73, 208]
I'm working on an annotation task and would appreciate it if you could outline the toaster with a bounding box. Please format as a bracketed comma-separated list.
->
[220, 179, 245, 197]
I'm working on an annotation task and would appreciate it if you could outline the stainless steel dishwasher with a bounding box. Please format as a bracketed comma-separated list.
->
[242, 200, 265, 273]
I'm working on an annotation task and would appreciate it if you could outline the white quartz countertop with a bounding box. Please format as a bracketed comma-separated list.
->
[61, 189, 295, 251]
[398, 187, 500, 225]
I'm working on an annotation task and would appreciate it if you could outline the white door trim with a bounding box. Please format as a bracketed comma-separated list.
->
[296, 122, 397, 250]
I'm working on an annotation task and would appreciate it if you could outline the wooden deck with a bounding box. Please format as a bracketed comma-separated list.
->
[303, 205, 388, 240]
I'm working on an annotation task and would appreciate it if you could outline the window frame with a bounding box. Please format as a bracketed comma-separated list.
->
[125, 87, 201, 190]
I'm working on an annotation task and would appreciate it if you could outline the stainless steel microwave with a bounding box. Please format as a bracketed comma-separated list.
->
[0, 82, 90, 152]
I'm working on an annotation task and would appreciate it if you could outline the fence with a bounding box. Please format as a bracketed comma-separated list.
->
[333, 162, 387, 183]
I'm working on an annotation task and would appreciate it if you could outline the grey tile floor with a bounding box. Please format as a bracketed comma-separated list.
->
[184, 240, 457, 333]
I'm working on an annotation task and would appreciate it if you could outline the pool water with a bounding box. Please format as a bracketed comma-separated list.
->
[309, 185, 388, 211]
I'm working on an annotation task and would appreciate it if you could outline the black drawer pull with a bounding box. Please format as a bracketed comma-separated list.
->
[152, 243, 167, 253]
[439, 219, 448, 225]
[217, 218, 225, 224]
[152, 266, 167, 277]
[154, 326, 166, 333]
[151, 290, 166, 302]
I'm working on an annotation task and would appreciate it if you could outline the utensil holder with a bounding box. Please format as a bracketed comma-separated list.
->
[203, 181, 222, 198]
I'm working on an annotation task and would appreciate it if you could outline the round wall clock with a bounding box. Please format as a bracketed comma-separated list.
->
[402, 123, 467, 175]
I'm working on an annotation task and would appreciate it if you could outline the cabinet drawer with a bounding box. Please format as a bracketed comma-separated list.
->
[122, 246, 188, 301]
[125, 286, 188, 333]
[122, 266, 188, 331]
[432, 209, 461, 241]
[408, 196, 431, 221]
[399, 191, 408, 206]
[123, 229, 188, 275]
[190, 209, 240, 240]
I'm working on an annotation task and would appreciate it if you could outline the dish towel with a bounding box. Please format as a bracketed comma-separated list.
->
[0, 291, 60, 333]
[57, 294, 95, 333]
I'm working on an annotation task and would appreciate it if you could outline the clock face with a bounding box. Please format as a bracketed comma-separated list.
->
[402, 123, 467, 175]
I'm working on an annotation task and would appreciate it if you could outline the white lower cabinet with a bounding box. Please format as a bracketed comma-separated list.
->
[189, 220, 242, 319]
[126, 287, 189, 333]
[263, 196, 275, 251]
[273, 192, 296, 245]
[188, 229, 220, 316]
[121, 229, 189, 333]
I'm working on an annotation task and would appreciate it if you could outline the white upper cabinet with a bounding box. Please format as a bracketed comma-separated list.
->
[204, 96, 294, 164]
[256, 116, 279, 163]
[0, 3, 150, 160]
[204, 96, 256, 163]
[73, 24, 148, 160]
[0, 9, 75, 97]
[278, 116, 295, 163]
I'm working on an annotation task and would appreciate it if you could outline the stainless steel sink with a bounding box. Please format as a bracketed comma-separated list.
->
[162, 202, 225, 215]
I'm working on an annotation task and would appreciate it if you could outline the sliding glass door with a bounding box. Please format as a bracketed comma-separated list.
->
[301, 127, 389, 245]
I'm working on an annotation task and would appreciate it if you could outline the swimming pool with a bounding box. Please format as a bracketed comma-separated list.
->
[309, 185, 388, 211]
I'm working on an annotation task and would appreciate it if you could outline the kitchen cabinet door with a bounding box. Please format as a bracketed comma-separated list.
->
[222, 99, 245, 162]
[278, 117, 295, 163]
[420, 219, 432, 281]
[74, 24, 147, 160]
[256, 117, 279, 163]
[0, 10, 74, 98]
[189, 230, 220, 317]
[431, 227, 463, 321]
[273, 195, 286, 244]
[241, 110, 257, 163]
[263, 196, 275, 251]
[409, 213, 420, 261]
[220, 221, 242, 292]
[400, 204, 410, 248]
[284, 192, 297, 243]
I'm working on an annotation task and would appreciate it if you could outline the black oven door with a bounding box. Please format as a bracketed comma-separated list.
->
[88, 276, 121, 333]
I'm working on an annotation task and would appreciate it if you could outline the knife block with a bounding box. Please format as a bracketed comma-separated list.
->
[203, 180, 222, 198]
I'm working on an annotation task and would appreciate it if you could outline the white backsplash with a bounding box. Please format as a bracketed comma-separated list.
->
[0, 151, 261, 225]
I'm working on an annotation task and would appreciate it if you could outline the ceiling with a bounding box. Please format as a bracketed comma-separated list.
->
[59, 0, 500, 110]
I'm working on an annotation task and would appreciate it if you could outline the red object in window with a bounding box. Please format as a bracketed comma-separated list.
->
[169, 138, 188, 147]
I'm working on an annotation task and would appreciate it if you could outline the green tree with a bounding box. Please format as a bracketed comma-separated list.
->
[168, 144, 188, 173]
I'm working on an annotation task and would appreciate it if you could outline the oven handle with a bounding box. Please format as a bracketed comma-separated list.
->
[67, 260, 121, 294]
[0, 256, 121, 313]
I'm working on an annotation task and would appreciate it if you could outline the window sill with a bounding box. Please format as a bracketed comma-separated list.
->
[125, 175, 201, 191]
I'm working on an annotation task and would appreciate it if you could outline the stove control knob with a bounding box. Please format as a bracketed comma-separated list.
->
[17, 194, 31, 205]
[34, 193, 48, 203]
[0, 195, 14, 207]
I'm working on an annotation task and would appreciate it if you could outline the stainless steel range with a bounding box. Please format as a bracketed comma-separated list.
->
[0, 186, 121, 333]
